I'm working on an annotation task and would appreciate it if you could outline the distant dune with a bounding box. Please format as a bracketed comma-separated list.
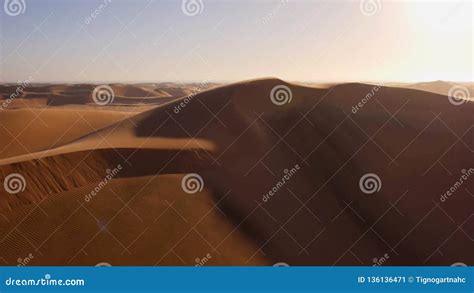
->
[0, 79, 472, 266]
[0, 83, 219, 108]
[391, 80, 474, 98]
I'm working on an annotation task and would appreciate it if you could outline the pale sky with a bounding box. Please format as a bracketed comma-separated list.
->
[0, 0, 472, 83]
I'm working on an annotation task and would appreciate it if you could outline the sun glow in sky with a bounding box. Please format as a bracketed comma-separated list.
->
[0, 0, 472, 83]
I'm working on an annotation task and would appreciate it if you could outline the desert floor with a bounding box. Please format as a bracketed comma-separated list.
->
[0, 79, 472, 266]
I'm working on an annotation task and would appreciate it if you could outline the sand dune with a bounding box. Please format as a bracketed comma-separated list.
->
[390, 80, 474, 98]
[0, 82, 219, 108]
[0, 108, 138, 160]
[0, 79, 472, 266]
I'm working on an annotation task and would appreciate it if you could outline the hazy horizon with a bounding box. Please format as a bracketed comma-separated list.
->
[1, 78, 474, 86]
[1, 0, 472, 83]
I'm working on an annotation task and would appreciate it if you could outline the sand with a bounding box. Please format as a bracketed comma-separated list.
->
[0, 79, 472, 266]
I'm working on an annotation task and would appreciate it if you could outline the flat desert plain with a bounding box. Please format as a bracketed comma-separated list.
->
[0, 79, 472, 266]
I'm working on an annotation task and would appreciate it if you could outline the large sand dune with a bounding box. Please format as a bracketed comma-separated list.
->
[0, 79, 472, 266]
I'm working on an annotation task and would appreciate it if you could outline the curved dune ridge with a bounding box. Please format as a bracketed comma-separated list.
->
[0, 78, 473, 266]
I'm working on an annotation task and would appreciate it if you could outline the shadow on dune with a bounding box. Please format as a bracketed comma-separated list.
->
[0, 78, 472, 265]
[132, 78, 473, 265]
